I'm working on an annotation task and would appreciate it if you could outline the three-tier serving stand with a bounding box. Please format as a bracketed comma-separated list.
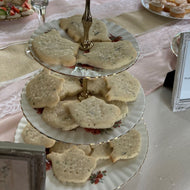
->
[19, 0, 149, 189]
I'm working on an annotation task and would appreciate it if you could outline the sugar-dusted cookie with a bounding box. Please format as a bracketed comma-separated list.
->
[69, 96, 121, 129]
[109, 100, 128, 120]
[59, 75, 82, 100]
[59, 15, 111, 43]
[90, 143, 112, 160]
[50, 141, 91, 155]
[26, 69, 64, 108]
[42, 100, 79, 131]
[96, 96, 128, 120]
[105, 70, 140, 102]
[77, 41, 137, 70]
[32, 29, 79, 67]
[21, 123, 56, 148]
[47, 146, 96, 184]
[87, 78, 108, 96]
[109, 129, 141, 163]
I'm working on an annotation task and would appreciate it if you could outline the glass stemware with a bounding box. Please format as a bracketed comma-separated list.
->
[31, 0, 49, 24]
[25, 0, 48, 58]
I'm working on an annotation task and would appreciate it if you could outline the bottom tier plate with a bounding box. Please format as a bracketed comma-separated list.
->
[14, 117, 149, 190]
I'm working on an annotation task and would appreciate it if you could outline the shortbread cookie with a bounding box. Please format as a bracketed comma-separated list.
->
[94, 96, 128, 120]
[42, 100, 79, 131]
[105, 70, 140, 102]
[32, 29, 79, 67]
[50, 141, 91, 155]
[90, 143, 112, 160]
[109, 101, 128, 120]
[109, 129, 141, 163]
[69, 96, 121, 129]
[77, 41, 137, 70]
[59, 15, 110, 43]
[59, 75, 82, 100]
[87, 78, 108, 96]
[26, 69, 64, 108]
[21, 123, 56, 148]
[47, 146, 96, 184]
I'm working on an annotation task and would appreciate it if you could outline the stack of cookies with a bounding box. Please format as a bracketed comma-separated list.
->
[31, 15, 137, 70]
[21, 123, 141, 184]
[149, 0, 190, 18]
[25, 69, 140, 131]
[23, 67, 142, 184]
[22, 14, 144, 186]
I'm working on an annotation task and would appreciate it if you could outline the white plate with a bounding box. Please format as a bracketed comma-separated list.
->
[27, 19, 140, 78]
[14, 117, 149, 190]
[141, 0, 190, 20]
[21, 79, 145, 144]
[171, 33, 181, 57]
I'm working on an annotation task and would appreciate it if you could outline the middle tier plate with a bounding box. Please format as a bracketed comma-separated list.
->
[27, 19, 139, 78]
[21, 83, 145, 145]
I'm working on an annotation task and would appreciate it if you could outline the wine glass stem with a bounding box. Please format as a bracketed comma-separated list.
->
[35, 6, 46, 24]
[40, 6, 46, 23]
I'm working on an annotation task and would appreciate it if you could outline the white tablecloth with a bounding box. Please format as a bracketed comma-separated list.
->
[125, 87, 190, 190]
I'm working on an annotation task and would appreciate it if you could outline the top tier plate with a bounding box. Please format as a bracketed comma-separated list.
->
[27, 19, 139, 78]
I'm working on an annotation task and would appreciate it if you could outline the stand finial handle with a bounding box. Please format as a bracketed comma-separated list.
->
[80, 0, 94, 51]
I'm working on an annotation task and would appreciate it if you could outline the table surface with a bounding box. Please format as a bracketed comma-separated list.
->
[0, 0, 190, 190]
[125, 87, 190, 190]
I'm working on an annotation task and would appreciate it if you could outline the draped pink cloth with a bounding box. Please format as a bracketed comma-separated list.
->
[0, 112, 23, 141]
[129, 48, 177, 95]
